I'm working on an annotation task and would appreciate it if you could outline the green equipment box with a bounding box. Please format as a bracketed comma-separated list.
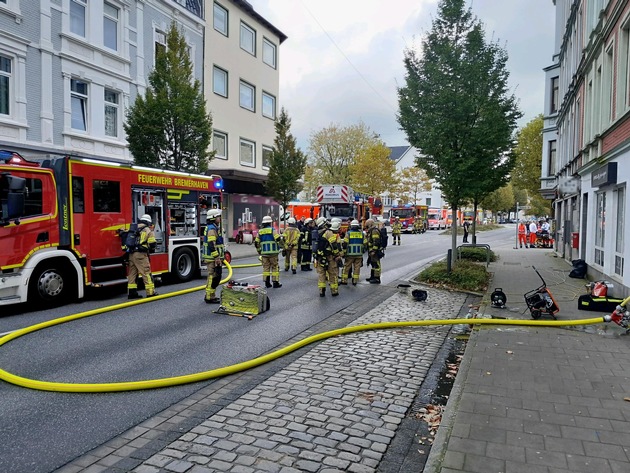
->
[217, 284, 270, 319]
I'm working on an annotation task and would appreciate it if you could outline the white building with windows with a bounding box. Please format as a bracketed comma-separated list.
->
[205, 0, 286, 239]
[385, 145, 446, 215]
[544, 0, 630, 295]
[0, 0, 205, 161]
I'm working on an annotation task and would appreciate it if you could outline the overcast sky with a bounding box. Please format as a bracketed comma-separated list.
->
[252, 0, 556, 151]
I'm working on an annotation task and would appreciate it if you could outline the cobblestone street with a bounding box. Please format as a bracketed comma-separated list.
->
[132, 289, 467, 473]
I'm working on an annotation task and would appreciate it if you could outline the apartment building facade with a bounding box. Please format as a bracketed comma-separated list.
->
[544, 0, 630, 295]
[205, 0, 286, 239]
[0, 0, 205, 160]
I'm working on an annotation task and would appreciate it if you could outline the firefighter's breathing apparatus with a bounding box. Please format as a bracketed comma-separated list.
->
[0, 259, 621, 393]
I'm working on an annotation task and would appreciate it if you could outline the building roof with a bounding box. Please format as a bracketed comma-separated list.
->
[234, 0, 288, 44]
[387, 146, 412, 163]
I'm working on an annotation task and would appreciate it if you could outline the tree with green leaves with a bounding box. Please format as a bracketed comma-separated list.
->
[308, 122, 381, 184]
[124, 22, 213, 173]
[392, 166, 432, 205]
[349, 143, 398, 198]
[398, 0, 521, 263]
[512, 115, 551, 216]
[266, 108, 307, 228]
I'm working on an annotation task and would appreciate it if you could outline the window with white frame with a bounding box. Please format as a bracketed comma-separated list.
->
[603, 43, 614, 124]
[104, 89, 119, 137]
[619, 17, 630, 111]
[213, 2, 228, 36]
[155, 30, 166, 62]
[103, 2, 119, 51]
[547, 140, 557, 176]
[595, 191, 606, 266]
[71, 78, 88, 131]
[614, 186, 625, 277]
[262, 92, 275, 119]
[262, 145, 273, 169]
[70, 0, 87, 37]
[213, 131, 227, 160]
[239, 81, 254, 111]
[240, 22, 255, 55]
[0, 55, 10, 116]
[213, 66, 227, 97]
[239, 138, 255, 167]
[550, 76, 559, 113]
[263, 38, 276, 68]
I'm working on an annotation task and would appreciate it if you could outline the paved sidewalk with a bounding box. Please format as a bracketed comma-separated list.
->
[426, 244, 630, 473]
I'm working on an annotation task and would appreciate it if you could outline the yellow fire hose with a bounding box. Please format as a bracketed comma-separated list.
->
[0, 259, 616, 393]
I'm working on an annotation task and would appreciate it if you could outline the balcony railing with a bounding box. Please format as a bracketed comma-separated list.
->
[171, 0, 203, 19]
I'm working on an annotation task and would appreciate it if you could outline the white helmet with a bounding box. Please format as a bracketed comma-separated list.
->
[330, 221, 341, 231]
[140, 214, 152, 225]
[316, 217, 327, 228]
[350, 219, 360, 227]
[262, 216, 273, 224]
[304, 218, 313, 225]
[206, 208, 221, 220]
[331, 217, 341, 224]
[288, 217, 296, 225]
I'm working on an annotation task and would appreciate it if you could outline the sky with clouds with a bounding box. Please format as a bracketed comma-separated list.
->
[252, 0, 556, 151]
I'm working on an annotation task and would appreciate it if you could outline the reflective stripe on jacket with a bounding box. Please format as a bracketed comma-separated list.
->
[203, 223, 224, 260]
[258, 227, 280, 255]
[345, 230, 364, 256]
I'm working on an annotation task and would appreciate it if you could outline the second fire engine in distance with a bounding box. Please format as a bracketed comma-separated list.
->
[389, 204, 428, 233]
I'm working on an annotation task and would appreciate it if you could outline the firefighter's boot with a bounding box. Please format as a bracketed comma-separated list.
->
[320, 288, 326, 297]
[369, 277, 381, 285]
[273, 281, 282, 288]
[265, 276, 272, 288]
[128, 289, 142, 300]
[366, 270, 375, 283]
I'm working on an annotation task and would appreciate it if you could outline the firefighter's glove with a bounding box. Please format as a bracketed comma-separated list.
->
[214, 257, 222, 266]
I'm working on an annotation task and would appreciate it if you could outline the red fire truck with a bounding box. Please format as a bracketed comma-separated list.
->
[0, 151, 225, 306]
[316, 185, 382, 233]
[390, 204, 428, 233]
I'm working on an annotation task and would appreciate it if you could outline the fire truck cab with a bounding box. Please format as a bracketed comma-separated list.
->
[0, 151, 224, 306]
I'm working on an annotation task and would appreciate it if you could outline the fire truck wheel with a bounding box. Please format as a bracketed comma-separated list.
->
[172, 247, 198, 282]
[29, 263, 75, 305]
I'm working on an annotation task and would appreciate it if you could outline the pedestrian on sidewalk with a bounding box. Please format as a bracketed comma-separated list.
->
[462, 220, 471, 243]
[529, 219, 538, 248]
[518, 220, 528, 248]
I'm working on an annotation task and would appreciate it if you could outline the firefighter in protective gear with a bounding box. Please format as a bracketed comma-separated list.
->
[364, 218, 383, 284]
[202, 209, 224, 303]
[254, 216, 284, 288]
[127, 214, 157, 299]
[315, 217, 340, 297]
[341, 219, 364, 286]
[283, 217, 300, 274]
[413, 216, 424, 234]
[392, 217, 402, 245]
[299, 217, 314, 271]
